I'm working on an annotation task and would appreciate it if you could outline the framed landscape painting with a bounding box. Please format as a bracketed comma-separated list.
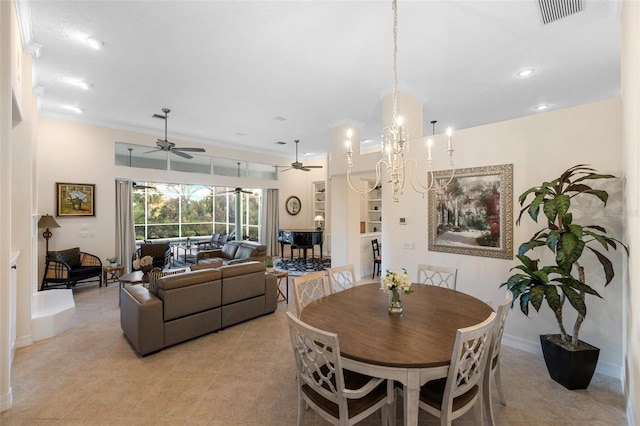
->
[428, 164, 513, 259]
[56, 183, 96, 217]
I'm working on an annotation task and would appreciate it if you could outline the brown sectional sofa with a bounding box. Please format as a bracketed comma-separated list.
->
[120, 261, 277, 356]
[202, 240, 269, 265]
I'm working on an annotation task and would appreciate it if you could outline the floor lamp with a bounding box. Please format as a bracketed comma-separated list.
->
[38, 214, 60, 253]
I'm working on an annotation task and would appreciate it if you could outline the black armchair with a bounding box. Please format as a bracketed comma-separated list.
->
[132, 243, 172, 270]
[41, 247, 103, 290]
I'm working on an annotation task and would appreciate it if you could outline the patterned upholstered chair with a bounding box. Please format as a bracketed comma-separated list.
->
[41, 247, 102, 290]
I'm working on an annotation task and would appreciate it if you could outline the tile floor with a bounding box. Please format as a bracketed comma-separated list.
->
[1, 282, 628, 425]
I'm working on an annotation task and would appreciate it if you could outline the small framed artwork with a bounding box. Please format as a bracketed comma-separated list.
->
[56, 183, 96, 217]
[285, 195, 301, 215]
[428, 164, 513, 259]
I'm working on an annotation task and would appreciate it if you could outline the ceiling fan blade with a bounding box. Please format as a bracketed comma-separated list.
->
[171, 150, 193, 159]
[280, 168, 293, 172]
[300, 167, 311, 172]
[304, 165, 323, 169]
[173, 147, 206, 152]
[142, 148, 162, 154]
[152, 114, 166, 119]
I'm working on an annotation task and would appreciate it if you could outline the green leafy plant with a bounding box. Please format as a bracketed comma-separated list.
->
[106, 256, 118, 264]
[501, 165, 628, 349]
[265, 257, 274, 268]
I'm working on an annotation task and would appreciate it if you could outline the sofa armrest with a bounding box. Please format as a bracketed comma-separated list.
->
[120, 285, 164, 356]
[265, 273, 277, 313]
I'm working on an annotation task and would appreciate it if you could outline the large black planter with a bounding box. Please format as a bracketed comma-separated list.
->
[540, 334, 600, 390]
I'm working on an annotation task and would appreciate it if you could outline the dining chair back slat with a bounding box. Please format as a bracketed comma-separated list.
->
[484, 295, 511, 425]
[417, 264, 457, 290]
[327, 264, 356, 294]
[293, 271, 327, 318]
[418, 311, 497, 424]
[285, 311, 393, 425]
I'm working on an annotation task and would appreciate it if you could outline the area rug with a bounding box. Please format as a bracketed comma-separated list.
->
[274, 257, 331, 276]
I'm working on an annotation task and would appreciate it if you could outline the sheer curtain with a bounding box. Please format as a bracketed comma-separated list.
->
[260, 189, 279, 257]
[115, 180, 136, 273]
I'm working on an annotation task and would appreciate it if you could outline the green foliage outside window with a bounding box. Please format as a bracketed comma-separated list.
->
[134, 183, 262, 241]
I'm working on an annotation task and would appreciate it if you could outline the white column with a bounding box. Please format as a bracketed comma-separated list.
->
[0, 0, 15, 411]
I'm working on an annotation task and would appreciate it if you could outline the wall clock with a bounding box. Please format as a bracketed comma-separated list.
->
[285, 196, 301, 215]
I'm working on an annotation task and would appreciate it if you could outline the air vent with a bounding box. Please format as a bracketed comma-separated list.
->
[538, 0, 583, 25]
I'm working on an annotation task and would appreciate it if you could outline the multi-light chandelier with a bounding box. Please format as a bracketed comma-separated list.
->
[345, 0, 455, 202]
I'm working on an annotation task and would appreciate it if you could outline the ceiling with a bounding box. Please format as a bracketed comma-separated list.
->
[25, 0, 621, 158]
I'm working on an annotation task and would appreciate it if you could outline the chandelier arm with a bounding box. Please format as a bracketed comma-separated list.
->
[346, 159, 386, 195]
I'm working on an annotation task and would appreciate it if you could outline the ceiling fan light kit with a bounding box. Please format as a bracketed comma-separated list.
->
[280, 139, 323, 172]
[143, 108, 207, 159]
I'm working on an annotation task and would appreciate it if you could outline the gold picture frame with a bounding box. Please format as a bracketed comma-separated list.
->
[56, 182, 96, 217]
[428, 164, 513, 259]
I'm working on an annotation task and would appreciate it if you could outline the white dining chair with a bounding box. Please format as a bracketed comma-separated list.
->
[417, 264, 457, 290]
[285, 311, 394, 425]
[327, 264, 356, 294]
[484, 296, 511, 425]
[292, 271, 327, 317]
[417, 312, 497, 425]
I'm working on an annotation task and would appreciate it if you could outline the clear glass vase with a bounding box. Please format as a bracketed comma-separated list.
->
[388, 288, 403, 314]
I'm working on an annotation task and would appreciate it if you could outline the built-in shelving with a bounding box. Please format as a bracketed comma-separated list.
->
[366, 186, 382, 233]
[313, 181, 326, 230]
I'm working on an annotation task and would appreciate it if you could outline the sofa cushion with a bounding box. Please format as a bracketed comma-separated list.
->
[234, 244, 256, 260]
[48, 247, 81, 267]
[221, 242, 240, 259]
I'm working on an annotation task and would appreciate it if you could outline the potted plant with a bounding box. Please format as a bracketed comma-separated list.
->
[265, 257, 274, 273]
[501, 165, 628, 390]
[106, 257, 118, 267]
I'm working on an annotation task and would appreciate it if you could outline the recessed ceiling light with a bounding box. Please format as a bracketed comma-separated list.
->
[534, 104, 551, 111]
[64, 105, 83, 114]
[516, 68, 535, 78]
[65, 78, 91, 90]
[87, 37, 104, 50]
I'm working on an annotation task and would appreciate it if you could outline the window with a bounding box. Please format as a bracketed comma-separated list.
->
[133, 183, 262, 242]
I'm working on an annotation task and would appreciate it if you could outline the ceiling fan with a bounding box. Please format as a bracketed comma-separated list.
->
[219, 187, 254, 195]
[280, 140, 323, 172]
[132, 182, 155, 190]
[143, 108, 206, 159]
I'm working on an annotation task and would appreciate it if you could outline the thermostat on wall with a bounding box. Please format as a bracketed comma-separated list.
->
[399, 217, 407, 225]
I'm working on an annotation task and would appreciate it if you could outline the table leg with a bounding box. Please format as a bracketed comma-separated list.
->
[404, 373, 420, 426]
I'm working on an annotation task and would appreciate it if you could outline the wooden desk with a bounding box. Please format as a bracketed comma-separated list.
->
[301, 283, 493, 425]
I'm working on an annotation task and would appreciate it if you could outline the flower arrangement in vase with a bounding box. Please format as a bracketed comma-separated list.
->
[381, 268, 412, 314]
[106, 256, 118, 267]
[133, 255, 153, 273]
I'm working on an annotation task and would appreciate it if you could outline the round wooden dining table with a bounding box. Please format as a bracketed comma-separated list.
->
[300, 283, 493, 426]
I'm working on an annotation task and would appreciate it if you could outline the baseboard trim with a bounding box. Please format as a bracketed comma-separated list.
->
[0, 387, 13, 412]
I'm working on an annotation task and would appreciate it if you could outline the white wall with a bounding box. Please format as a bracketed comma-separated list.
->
[621, 1, 639, 423]
[381, 98, 625, 378]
